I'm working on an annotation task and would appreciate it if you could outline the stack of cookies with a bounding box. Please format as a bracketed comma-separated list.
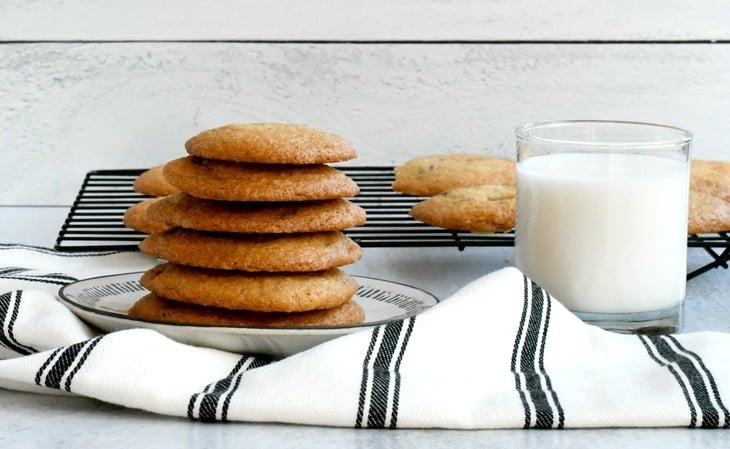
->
[127, 123, 367, 328]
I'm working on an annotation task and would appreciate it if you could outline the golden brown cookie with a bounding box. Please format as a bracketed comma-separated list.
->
[133, 164, 181, 197]
[410, 185, 516, 232]
[122, 198, 171, 234]
[164, 156, 360, 202]
[139, 228, 362, 271]
[688, 190, 730, 234]
[128, 293, 365, 328]
[392, 154, 516, 196]
[691, 159, 730, 201]
[185, 123, 357, 164]
[140, 263, 358, 312]
[147, 194, 366, 233]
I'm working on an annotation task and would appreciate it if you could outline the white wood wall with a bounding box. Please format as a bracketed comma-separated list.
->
[2, 1, 730, 205]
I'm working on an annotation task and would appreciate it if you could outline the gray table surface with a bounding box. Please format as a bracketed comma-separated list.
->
[1, 206, 728, 448]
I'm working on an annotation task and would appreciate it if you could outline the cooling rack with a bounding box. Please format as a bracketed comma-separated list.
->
[55, 167, 730, 280]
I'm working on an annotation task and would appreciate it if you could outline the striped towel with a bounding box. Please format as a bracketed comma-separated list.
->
[0, 244, 728, 428]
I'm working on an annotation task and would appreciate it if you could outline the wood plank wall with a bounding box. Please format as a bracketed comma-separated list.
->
[2, 1, 729, 205]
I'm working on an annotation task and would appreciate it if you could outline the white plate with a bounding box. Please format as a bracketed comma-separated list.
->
[58, 272, 439, 358]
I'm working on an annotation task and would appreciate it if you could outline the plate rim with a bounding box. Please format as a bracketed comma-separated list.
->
[57, 271, 440, 334]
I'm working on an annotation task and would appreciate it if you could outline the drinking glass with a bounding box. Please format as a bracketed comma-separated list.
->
[515, 120, 692, 333]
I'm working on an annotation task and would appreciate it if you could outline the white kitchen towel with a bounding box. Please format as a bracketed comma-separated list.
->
[0, 244, 728, 428]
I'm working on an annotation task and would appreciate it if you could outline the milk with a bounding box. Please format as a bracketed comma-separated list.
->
[515, 152, 689, 314]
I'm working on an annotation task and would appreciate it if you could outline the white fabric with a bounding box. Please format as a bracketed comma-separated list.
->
[0, 244, 728, 428]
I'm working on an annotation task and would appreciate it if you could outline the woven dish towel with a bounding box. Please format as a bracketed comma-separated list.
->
[0, 243, 728, 429]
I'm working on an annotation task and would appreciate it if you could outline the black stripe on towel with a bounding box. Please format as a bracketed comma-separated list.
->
[33, 272, 78, 283]
[34, 336, 105, 391]
[43, 343, 88, 389]
[0, 291, 38, 355]
[63, 336, 104, 392]
[221, 356, 270, 421]
[187, 354, 270, 422]
[0, 243, 119, 257]
[355, 316, 416, 428]
[0, 268, 27, 276]
[367, 320, 404, 428]
[0, 275, 71, 286]
[511, 277, 563, 429]
[639, 335, 697, 426]
[35, 347, 63, 386]
[511, 275, 532, 427]
[388, 316, 415, 429]
[640, 335, 728, 428]
[0, 267, 76, 285]
[537, 284, 564, 428]
[355, 325, 381, 428]
[664, 336, 729, 428]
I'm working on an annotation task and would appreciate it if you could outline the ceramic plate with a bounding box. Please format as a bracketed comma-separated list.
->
[58, 272, 439, 358]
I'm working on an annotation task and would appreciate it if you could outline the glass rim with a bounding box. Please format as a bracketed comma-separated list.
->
[515, 120, 693, 149]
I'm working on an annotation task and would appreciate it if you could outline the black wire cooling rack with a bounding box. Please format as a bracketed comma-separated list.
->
[55, 167, 730, 280]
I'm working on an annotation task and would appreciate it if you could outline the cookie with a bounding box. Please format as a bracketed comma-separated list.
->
[410, 185, 516, 232]
[139, 228, 362, 271]
[147, 194, 366, 233]
[185, 123, 357, 164]
[141, 263, 358, 312]
[392, 154, 516, 196]
[122, 198, 171, 234]
[688, 190, 730, 234]
[133, 164, 181, 197]
[691, 160, 730, 201]
[163, 156, 360, 202]
[128, 293, 365, 328]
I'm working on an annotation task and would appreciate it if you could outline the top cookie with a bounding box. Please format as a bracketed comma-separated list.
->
[133, 164, 181, 197]
[185, 123, 357, 164]
[392, 154, 516, 196]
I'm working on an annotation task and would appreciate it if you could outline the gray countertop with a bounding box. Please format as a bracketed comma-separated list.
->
[1, 206, 728, 448]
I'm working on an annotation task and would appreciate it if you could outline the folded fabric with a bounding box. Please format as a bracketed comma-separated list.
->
[0, 244, 728, 428]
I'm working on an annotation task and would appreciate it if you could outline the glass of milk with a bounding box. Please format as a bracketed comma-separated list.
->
[514, 120, 692, 333]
